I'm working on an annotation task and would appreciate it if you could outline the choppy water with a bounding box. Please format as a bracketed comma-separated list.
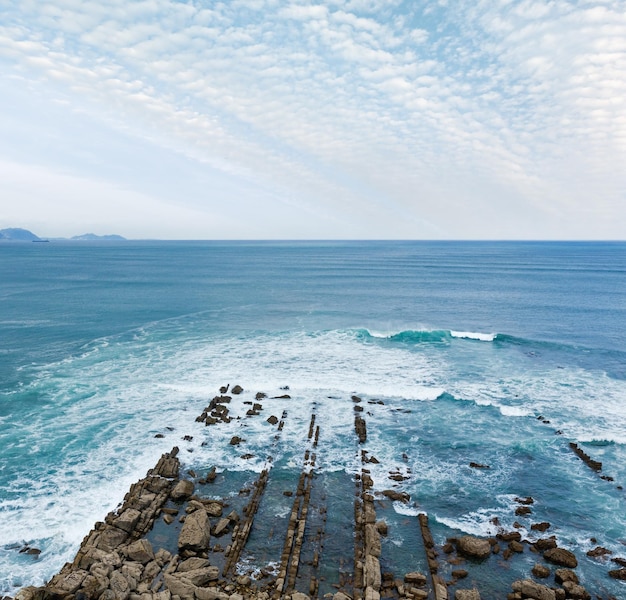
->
[1, 241, 625, 597]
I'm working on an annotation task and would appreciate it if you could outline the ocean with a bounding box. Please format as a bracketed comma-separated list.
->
[1, 240, 625, 598]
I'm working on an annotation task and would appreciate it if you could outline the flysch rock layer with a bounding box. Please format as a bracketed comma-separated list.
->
[11, 386, 618, 600]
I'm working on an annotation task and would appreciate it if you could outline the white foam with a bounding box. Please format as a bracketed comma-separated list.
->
[392, 502, 421, 516]
[450, 331, 496, 342]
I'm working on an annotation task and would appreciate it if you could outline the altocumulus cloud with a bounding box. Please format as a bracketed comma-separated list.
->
[0, 0, 625, 239]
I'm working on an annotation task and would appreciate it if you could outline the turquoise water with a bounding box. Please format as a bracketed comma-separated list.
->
[1, 241, 625, 597]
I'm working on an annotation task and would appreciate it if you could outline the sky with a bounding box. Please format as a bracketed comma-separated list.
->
[0, 0, 625, 240]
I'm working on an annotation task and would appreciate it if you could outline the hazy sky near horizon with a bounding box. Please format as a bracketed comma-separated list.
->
[1, 0, 625, 239]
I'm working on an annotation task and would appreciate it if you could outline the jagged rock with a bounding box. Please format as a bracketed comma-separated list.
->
[163, 574, 195, 599]
[114, 509, 142, 534]
[455, 590, 481, 600]
[511, 579, 555, 600]
[562, 581, 590, 599]
[231, 385, 243, 394]
[404, 573, 427, 586]
[50, 570, 89, 594]
[543, 548, 577, 568]
[376, 521, 388, 535]
[143, 560, 161, 582]
[97, 526, 129, 552]
[229, 436, 243, 446]
[177, 557, 210, 572]
[109, 570, 131, 600]
[457, 536, 492, 560]
[154, 548, 172, 567]
[178, 509, 211, 553]
[203, 502, 223, 518]
[171, 480, 195, 500]
[14, 587, 41, 600]
[174, 567, 218, 586]
[213, 517, 231, 537]
[608, 568, 626, 580]
[554, 569, 578, 584]
[532, 564, 550, 578]
[516, 496, 535, 505]
[126, 539, 155, 564]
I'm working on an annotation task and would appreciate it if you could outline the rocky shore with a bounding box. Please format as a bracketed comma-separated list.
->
[8, 386, 625, 600]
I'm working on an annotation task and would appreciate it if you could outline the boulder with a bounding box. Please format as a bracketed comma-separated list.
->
[267, 415, 279, 425]
[97, 526, 129, 552]
[455, 590, 481, 600]
[562, 582, 590, 600]
[50, 570, 89, 594]
[543, 548, 578, 568]
[171, 480, 195, 500]
[403, 572, 427, 586]
[534, 538, 557, 551]
[126, 539, 155, 564]
[213, 518, 231, 537]
[456, 536, 492, 560]
[178, 558, 210, 572]
[231, 385, 243, 394]
[175, 567, 218, 586]
[532, 564, 550, 578]
[554, 569, 578, 584]
[509, 541, 524, 553]
[114, 509, 141, 534]
[511, 579, 555, 600]
[163, 574, 195, 599]
[194, 588, 229, 600]
[608, 568, 626, 580]
[109, 570, 131, 600]
[178, 509, 211, 553]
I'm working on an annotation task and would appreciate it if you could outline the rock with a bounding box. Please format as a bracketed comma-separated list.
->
[532, 564, 550, 578]
[381, 490, 410, 503]
[534, 538, 557, 551]
[213, 518, 231, 537]
[178, 509, 211, 553]
[114, 509, 142, 534]
[498, 532, 522, 542]
[612, 557, 626, 567]
[403, 572, 427, 586]
[608, 568, 626, 580]
[109, 570, 131, 600]
[376, 521, 388, 536]
[178, 558, 210, 572]
[175, 567, 218, 586]
[511, 579, 555, 600]
[543, 548, 578, 568]
[126, 539, 155, 564]
[229, 436, 243, 446]
[586, 546, 611, 558]
[561, 582, 590, 600]
[333, 593, 352, 600]
[515, 496, 534, 505]
[456, 536, 492, 560]
[452, 570, 468, 579]
[554, 569, 578, 584]
[515, 506, 532, 516]
[267, 415, 278, 425]
[469, 462, 490, 469]
[291, 593, 309, 600]
[455, 590, 481, 600]
[171, 480, 195, 500]
[531, 522, 551, 532]
[365, 555, 381, 589]
[509, 540, 524, 553]
[203, 502, 223, 517]
[163, 574, 195, 599]
[231, 385, 243, 394]
[51, 570, 89, 594]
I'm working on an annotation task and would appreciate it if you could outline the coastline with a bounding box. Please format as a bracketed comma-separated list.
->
[8, 385, 625, 600]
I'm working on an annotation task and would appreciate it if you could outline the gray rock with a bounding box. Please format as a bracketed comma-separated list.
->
[110, 570, 131, 600]
[114, 509, 142, 534]
[455, 590, 481, 600]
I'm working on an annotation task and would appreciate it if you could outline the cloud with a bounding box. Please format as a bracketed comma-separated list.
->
[0, 0, 625, 238]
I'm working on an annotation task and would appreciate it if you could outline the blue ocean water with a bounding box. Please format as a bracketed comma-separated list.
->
[1, 241, 625, 597]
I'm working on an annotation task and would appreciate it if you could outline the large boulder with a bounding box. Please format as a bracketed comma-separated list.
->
[126, 538, 154, 564]
[171, 479, 194, 500]
[511, 579, 555, 600]
[457, 536, 491, 560]
[455, 590, 481, 600]
[544, 547, 578, 568]
[608, 568, 626, 580]
[178, 509, 211, 553]
[562, 581, 590, 599]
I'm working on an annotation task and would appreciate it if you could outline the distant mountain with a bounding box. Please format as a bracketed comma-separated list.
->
[71, 233, 126, 241]
[0, 228, 42, 241]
